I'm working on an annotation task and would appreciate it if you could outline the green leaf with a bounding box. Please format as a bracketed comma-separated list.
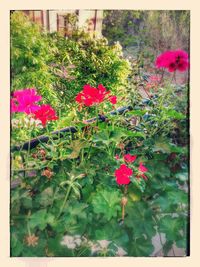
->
[129, 237, 154, 256]
[132, 178, 146, 193]
[163, 109, 186, 120]
[158, 215, 187, 246]
[93, 220, 129, 247]
[175, 172, 188, 182]
[11, 232, 24, 256]
[152, 136, 171, 153]
[127, 110, 147, 116]
[168, 144, 188, 154]
[92, 131, 110, 145]
[67, 202, 88, 219]
[29, 209, 47, 230]
[66, 140, 88, 159]
[162, 240, 174, 256]
[109, 128, 126, 142]
[176, 235, 187, 249]
[91, 188, 122, 220]
[148, 160, 171, 179]
[124, 201, 156, 238]
[152, 185, 188, 212]
[21, 195, 33, 209]
[153, 143, 171, 153]
[46, 213, 56, 226]
[47, 236, 72, 256]
[37, 187, 54, 207]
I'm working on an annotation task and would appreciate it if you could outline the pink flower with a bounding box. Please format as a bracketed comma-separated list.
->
[137, 162, 148, 180]
[138, 162, 148, 172]
[115, 164, 133, 185]
[123, 154, 137, 163]
[109, 96, 117, 104]
[33, 104, 58, 126]
[155, 50, 189, 72]
[155, 51, 174, 69]
[11, 88, 42, 114]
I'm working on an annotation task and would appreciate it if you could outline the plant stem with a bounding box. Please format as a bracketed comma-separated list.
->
[56, 185, 72, 220]
[27, 220, 31, 236]
[122, 205, 125, 221]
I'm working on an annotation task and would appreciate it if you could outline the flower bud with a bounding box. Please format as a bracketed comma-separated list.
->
[121, 197, 128, 206]
[42, 168, 53, 179]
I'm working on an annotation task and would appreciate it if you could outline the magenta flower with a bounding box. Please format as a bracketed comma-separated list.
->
[138, 162, 148, 172]
[11, 88, 42, 114]
[155, 50, 189, 72]
[137, 162, 148, 180]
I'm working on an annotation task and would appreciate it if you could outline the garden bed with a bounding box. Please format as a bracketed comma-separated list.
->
[10, 11, 189, 257]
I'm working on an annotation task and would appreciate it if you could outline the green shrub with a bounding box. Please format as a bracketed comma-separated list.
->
[48, 30, 130, 105]
[11, 11, 131, 110]
[11, 11, 60, 107]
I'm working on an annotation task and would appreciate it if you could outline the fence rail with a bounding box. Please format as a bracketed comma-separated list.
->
[11, 105, 133, 152]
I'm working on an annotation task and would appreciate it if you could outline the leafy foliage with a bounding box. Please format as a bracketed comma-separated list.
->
[10, 11, 189, 257]
[92, 188, 122, 220]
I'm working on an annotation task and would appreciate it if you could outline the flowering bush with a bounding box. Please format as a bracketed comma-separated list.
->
[114, 154, 148, 185]
[11, 11, 130, 111]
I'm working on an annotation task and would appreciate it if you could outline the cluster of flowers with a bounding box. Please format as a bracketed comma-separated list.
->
[75, 84, 117, 107]
[61, 235, 127, 256]
[11, 88, 58, 126]
[11, 117, 43, 129]
[114, 154, 148, 185]
[155, 49, 189, 72]
[61, 234, 82, 249]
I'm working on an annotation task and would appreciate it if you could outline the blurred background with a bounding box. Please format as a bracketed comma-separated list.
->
[17, 10, 190, 57]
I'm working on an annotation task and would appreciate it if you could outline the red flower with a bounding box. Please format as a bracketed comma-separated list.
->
[75, 84, 117, 107]
[109, 95, 117, 104]
[115, 164, 133, 185]
[155, 50, 189, 72]
[33, 104, 58, 126]
[137, 162, 148, 180]
[11, 88, 42, 114]
[123, 154, 137, 163]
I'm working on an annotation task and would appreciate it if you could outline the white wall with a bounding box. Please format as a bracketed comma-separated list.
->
[48, 9, 103, 36]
